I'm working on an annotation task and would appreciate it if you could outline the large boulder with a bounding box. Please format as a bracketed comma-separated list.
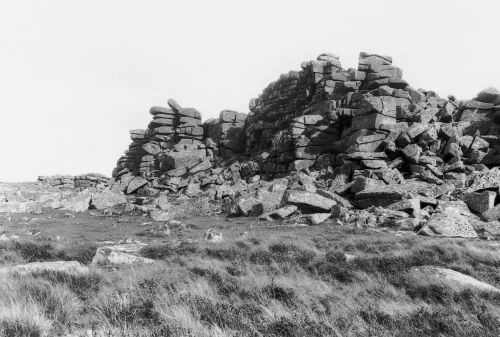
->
[237, 196, 264, 216]
[60, 194, 92, 212]
[90, 190, 127, 210]
[91, 242, 152, 266]
[418, 207, 478, 238]
[476, 87, 500, 104]
[284, 190, 336, 213]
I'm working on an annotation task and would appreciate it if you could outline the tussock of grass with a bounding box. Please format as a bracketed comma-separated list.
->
[0, 239, 97, 265]
[0, 302, 52, 337]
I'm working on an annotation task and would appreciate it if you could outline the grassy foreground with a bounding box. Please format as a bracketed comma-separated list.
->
[1, 223, 500, 336]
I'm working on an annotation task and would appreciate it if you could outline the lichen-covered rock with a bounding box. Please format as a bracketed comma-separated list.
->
[418, 207, 478, 238]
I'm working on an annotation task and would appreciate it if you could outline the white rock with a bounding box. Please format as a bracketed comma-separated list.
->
[204, 229, 223, 243]
[91, 247, 154, 266]
[411, 266, 500, 292]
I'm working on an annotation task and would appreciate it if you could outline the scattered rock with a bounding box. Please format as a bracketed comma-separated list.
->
[204, 229, 223, 243]
[149, 209, 171, 222]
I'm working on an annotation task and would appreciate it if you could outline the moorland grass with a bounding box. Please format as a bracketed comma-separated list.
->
[0, 230, 500, 336]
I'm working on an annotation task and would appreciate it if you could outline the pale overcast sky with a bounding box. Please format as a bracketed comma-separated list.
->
[0, 0, 498, 182]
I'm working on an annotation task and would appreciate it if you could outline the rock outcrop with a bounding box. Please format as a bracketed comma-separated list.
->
[38, 173, 110, 190]
[104, 51, 500, 238]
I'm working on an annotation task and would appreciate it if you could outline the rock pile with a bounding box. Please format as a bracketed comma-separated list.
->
[111, 51, 500, 239]
[113, 99, 240, 196]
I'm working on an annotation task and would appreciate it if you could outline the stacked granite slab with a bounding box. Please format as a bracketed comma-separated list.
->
[113, 100, 184, 179]
[246, 53, 360, 178]
[245, 52, 411, 178]
[357, 52, 407, 90]
[38, 174, 110, 190]
[204, 110, 247, 158]
[112, 99, 217, 195]
[455, 87, 500, 165]
[172, 99, 204, 144]
[245, 51, 500, 185]
[38, 175, 74, 189]
[74, 173, 111, 189]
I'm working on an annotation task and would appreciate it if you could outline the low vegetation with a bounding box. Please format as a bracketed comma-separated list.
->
[1, 227, 500, 336]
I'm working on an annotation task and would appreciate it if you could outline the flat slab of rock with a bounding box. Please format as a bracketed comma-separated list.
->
[92, 246, 153, 266]
[0, 261, 89, 276]
[284, 190, 336, 213]
[411, 266, 499, 292]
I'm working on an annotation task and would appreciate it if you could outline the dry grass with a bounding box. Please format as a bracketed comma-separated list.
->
[1, 226, 500, 336]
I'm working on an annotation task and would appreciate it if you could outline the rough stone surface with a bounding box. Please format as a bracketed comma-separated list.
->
[483, 204, 500, 222]
[92, 246, 154, 266]
[127, 177, 149, 195]
[284, 190, 336, 213]
[418, 207, 478, 238]
[90, 191, 127, 210]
